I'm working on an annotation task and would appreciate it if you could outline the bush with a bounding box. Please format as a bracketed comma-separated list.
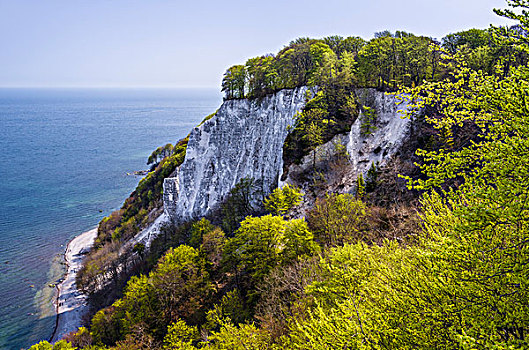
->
[306, 193, 368, 246]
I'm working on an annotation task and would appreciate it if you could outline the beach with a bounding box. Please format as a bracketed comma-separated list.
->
[50, 228, 98, 343]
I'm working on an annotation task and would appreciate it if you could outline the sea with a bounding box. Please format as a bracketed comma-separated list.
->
[0, 88, 222, 349]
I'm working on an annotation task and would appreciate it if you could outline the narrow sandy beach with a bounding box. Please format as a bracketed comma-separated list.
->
[50, 228, 98, 343]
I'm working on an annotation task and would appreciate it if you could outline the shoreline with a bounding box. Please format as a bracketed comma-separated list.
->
[49, 228, 98, 343]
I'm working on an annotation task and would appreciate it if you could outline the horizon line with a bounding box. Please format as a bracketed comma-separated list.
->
[0, 85, 220, 90]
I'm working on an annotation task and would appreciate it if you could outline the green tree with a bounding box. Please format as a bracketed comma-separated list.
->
[263, 184, 303, 216]
[365, 161, 379, 192]
[224, 215, 317, 300]
[245, 55, 276, 98]
[392, 5, 529, 344]
[224, 215, 286, 288]
[152, 245, 214, 326]
[222, 65, 246, 99]
[442, 28, 491, 53]
[189, 218, 216, 248]
[204, 318, 273, 350]
[307, 193, 368, 246]
[163, 320, 199, 350]
[355, 173, 365, 199]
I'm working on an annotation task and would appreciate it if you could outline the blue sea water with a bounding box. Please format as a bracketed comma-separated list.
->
[0, 88, 221, 349]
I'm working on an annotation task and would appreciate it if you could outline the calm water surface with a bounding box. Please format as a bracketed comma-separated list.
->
[0, 88, 221, 349]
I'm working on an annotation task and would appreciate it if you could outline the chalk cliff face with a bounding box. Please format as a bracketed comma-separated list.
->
[163, 87, 310, 223]
[282, 88, 415, 192]
[163, 87, 415, 224]
[345, 88, 413, 177]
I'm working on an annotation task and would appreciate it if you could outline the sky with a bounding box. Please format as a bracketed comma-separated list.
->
[0, 0, 516, 89]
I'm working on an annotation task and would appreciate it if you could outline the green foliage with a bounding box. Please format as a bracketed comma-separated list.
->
[494, 0, 529, 52]
[356, 33, 436, 89]
[263, 184, 303, 216]
[283, 89, 355, 169]
[28, 341, 77, 350]
[359, 106, 377, 136]
[90, 306, 123, 346]
[355, 173, 365, 199]
[163, 320, 199, 350]
[285, 241, 425, 349]
[132, 242, 145, 257]
[204, 317, 274, 350]
[222, 32, 439, 100]
[205, 290, 251, 331]
[397, 53, 529, 346]
[197, 111, 218, 127]
[245, 55, 277, 98]
[199, 226, 226, 270]
[29, 341, 54, 350]
[441, 27, 528, 74]
[323, 35, 366, 57]
[281, 218, 319, 263]
[307, 193, 368, 246]
[221, 65, 246, 99]
[223, 215, 286, 287]
[147, 143, 174, 166]
[442, 28, 491, 53]
[90, 245, 214, 345]
[223, 215, 317, 304]
[189, 218, 216, 248]
[151, 245, 215, 325]
[365, 161, 379, 192]
[66, 327, 93, 349]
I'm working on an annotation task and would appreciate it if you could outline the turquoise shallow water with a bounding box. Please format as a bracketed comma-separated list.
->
[0, 88, 221, 349]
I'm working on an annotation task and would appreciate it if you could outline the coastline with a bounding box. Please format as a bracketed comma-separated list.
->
[49, 228, 98, 343]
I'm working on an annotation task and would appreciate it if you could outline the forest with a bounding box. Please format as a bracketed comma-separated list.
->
[31, 0, 529, 349]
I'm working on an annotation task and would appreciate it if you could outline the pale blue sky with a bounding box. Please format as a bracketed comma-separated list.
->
[0, 0, 515, 88]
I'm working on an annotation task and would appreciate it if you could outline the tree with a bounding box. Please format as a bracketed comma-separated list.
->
[323, 35, 366, 57]
[90, 245, 214, 345]
[299, 107, 328, 171]
[224, 215, 286, 288]
[163, 320, 199, 350]
[355, 173, 365, 199]
[189, 218, 216, 248]
[307, 193, 368, 246]
[442, 28, 491, 53]
[223, 215, 317, 302]
[152, 245, 214, 326]
[245, 55, 276, 98]
[148, 143, 175, 166]
[204, 318, 273, 350]
[263, 184, 303, 216]
[282, 218, 318, 263]
[365, 161, 379, 192]
[222, 65, 246, 99]
[494, 0, 529, 50]
[28, 341, 76, 350]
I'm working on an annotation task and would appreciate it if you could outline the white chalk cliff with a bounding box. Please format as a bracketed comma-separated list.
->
[281, 88, 415, 192]
[163, 87, 310, 223]
[346, 88, 414, 177]
[162, 87, 415, 224]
